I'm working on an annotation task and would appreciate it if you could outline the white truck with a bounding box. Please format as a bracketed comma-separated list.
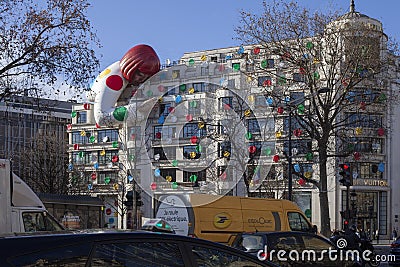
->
[0, 159, 64, 234]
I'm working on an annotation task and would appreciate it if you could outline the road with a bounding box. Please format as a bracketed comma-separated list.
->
[374, 241, 394, 266]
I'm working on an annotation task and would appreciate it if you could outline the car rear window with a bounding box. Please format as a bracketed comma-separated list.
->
[7, 243, 90, 266]
[91, 241, 185, 267]
[189, 244, 266, 267]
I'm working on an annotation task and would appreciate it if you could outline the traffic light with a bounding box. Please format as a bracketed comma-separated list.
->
[340, 210, 350, 230]
[135, 191, 143, 207]
[338, 163, 352, 186]
[124, 190, 133, 208]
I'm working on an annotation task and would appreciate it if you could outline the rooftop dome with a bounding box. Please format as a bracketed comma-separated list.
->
[337, 0, 370, 20]
[328, 0, 383, 33]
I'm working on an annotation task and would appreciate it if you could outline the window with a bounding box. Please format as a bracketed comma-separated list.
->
[154, 126, 163, 139]
[293, 192, 312, 220]
[283, 116, 306, 132]
[232, 62, 240, 71]
[8, 243, 90, 266]
[182, 145, 201, 159]
[248, 141, 262, 158]
[227, 79, 235, 88]
[255, 95, 270, 106]
[357, 162, 384, 179]
[188, 100, 201, 115]
[128, 126, 141, 141]
[293, 73, 305, 82]
[189, 245, 264, 267]
[76, 111, 87, 124]
[238, 235, 264, 252]
[163, 85, 175, 96]
[172, 70, 180, 79]
[290, 92, 305, 103]
[347, 137, 384, 154]
[249, 118, 275, 135]
[257, 76, 272, 87]
[284, 139, 312, 155]
[219, 97, 233, 111]
[201, 66, 208, 76]
[159, 169, 176, 182]
[127, 148, 141, 163]
[288, 212, 311, 231]
[379, 191, 387, 235]
[183, 123, 206, 138]
[346, 113, 383, 128]
[183, 170, 206, 182]
[72, 151, 92, 165]
[128, 169, 141, 184]
[98, 129, 119, 142]
[193, 82, 206, 93]
[97, 171, 118, 184]
[92, 242, 184, 267]
[22, 212, 64, 232]
[98, 150, 118, 164]
[266, 59, 275, 68]
[155, 126, 177, 140]
[154, 147, 176, 160]
[247, 119, 261, 134]
[217, 166, 234, 182]
[159, 103, 172, 117]
[72, 132, 88, 144]
[301, 235, 333, 250]
[218, 141, 231, 159]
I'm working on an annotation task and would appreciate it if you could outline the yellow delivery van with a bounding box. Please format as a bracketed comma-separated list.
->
[155, 193, 315, 245]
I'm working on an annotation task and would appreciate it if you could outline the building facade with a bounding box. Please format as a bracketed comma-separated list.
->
[67, 6, 399, 237]
[0, 96, 73, 193]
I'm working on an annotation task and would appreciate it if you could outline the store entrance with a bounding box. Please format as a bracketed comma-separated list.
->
[354, 192, 378, 239]
[343, 191, 379, 238]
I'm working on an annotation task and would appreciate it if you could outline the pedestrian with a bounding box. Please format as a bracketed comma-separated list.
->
[344, 224, 361, 251]
[375, 229, 379, 243]
[392, 228, 398, 241]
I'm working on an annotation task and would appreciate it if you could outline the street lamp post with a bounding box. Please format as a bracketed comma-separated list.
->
[287, 87, 330, 201]
[288, 111, 294, 201]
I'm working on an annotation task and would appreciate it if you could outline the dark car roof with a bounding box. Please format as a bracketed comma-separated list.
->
[0, 230, 217, 250]
[0, 230, 278, 266]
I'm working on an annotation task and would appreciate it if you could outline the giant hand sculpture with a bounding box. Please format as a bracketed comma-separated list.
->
[90, 44, 160, 127]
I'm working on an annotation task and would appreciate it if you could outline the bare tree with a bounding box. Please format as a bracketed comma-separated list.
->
[0, 0, 100, 100]
[235, 0, 399, 236]
[20, 131, 69, 194]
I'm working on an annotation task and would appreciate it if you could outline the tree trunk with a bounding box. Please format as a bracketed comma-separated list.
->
[319, 145, 331, 236]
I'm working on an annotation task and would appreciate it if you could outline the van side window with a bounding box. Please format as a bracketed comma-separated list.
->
[22, 212, 64, 232]
[287, 212, 311, 232]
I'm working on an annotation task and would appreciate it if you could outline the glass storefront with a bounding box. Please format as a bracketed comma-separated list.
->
[342, 191, 387, 237]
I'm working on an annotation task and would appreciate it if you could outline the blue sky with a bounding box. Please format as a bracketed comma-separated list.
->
[87, 0, 400, 70]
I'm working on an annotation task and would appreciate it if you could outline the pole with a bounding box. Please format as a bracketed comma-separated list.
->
[346, 184, 350, 229]
[288, 112, 293, 201]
